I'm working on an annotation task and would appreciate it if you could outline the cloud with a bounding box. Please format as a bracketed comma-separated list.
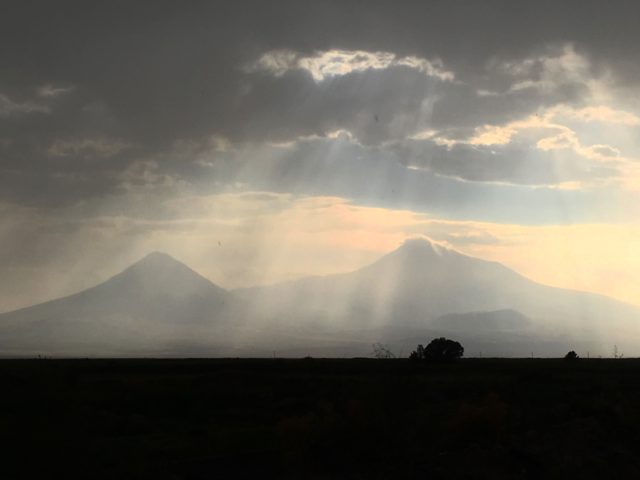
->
[2, 4, 636, 213]
[227, 64, 445, 145]
[47, 137, 130, 158]
[405, 142, 618, 187]
[551, 105, 640, 125]
[438, 103, 638, 182]
[182, 133, 635, 224]
[37, 84, 74, 98]
[248, 48, 454, 82]
[468, 125, 520, 146]
[0, 93, 50, 116]
[233, 43, 607, 148]
[504, 44, 594, 94]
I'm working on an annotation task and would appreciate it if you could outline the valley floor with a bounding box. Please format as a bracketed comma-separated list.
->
[3, 358, 640, 479]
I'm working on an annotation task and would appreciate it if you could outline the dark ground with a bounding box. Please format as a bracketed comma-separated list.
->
[3, 357, 640, 479]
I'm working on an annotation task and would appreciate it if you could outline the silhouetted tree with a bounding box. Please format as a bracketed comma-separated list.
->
[409, 344, 425, 361]
[425, 337, 464, 361]
[372, 343, 395, 359]
[564, 350, 579, 360]
[410, 338, 463, 362]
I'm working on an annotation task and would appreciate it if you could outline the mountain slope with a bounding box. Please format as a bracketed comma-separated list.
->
[240, 238, 640, 352]
[0, 252, 232, 355]
[429, 309, 532, 333]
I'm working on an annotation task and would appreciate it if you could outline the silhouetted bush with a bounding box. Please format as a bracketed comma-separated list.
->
[410, 337, 463, 362]
[564, 350, 579, 360]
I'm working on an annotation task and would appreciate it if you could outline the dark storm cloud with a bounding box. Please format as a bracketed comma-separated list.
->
[2, 0, 640, 208]
[188, 137, 628, 224]
[229, 67, 441, 145]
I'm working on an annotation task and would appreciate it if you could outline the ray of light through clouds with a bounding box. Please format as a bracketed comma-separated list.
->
[1, 0, 640, 312]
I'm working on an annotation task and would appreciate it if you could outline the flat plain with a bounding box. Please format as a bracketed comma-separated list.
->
[3, 358, 640, 479]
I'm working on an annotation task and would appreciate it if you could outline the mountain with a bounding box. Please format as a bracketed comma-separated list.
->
[0, 252, 233, 355]
[241, 238, 640, 355]
[429, 309, 532, 333]
[2, 240, 639, 357]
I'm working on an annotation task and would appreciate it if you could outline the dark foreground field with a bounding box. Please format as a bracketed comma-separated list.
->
[3, 358, 640, 479]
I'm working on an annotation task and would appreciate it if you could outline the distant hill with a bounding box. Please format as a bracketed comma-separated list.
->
[1, 239, 639, 357]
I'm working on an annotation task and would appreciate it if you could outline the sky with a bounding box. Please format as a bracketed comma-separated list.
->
[1, 0, 640, 312]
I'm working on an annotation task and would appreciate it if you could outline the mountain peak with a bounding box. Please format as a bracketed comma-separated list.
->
[108, 251, 226, 296]
[395, 237, 451, 256]
[127, 251, 197, 274]
[361, 237, 459, 275]
[138, 250, 179, 264]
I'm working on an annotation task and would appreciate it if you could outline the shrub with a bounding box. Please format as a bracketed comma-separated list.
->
[564, 350, 579, 360]
[410, 337, 463, 362]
